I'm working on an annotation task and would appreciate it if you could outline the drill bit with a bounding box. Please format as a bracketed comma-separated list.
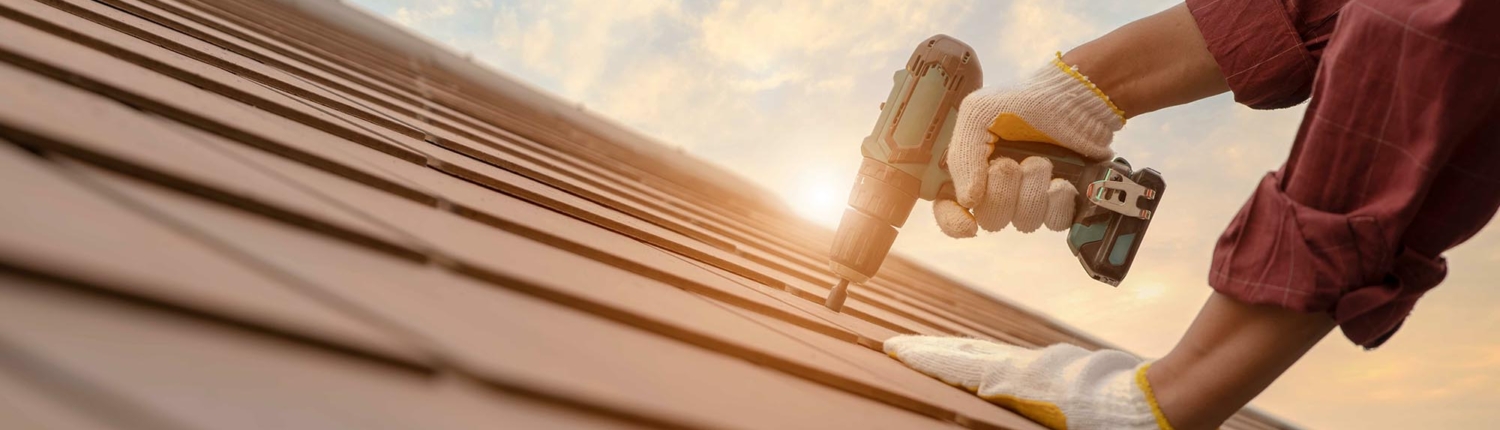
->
[825, 279, 850, 311]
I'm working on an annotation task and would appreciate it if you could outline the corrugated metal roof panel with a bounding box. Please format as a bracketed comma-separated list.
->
[0, 0, 1296, 428]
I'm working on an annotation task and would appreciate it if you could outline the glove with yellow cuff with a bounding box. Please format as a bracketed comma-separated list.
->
[936, 53, 1126, 237]
[885, 335, 1173, 430]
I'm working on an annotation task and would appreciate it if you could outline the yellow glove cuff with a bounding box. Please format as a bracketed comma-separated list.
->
[1135, 363, 1177, 430]
[1053, 52, 1127, 125]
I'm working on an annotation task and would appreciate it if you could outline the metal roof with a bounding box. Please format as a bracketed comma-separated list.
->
[0, 0, 1294, 428]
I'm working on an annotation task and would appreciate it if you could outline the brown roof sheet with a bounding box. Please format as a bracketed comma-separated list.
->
[0, 0, 1296, 428]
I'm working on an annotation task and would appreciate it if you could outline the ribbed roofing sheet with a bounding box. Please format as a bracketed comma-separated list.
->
[0, 0, 1294, 428]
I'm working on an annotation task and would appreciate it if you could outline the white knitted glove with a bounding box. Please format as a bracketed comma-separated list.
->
[935, 54, 1125, 238]
[885, 336, 1172, 430]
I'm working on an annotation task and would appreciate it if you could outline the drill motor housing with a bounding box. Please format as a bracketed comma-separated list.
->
[825, 35, 1165, 310]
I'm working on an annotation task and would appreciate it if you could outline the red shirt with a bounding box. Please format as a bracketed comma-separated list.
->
[1187, 0, 1500, 348]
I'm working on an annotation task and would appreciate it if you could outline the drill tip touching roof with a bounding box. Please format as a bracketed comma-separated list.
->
[0, 0, 1298, 429]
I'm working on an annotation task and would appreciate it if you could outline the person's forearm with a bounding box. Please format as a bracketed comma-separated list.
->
[1062, 3, 1228, 119]
[1148, 293, 1336, 429]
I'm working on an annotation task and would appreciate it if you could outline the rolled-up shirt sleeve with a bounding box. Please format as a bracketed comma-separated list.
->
[1199, 0, 1500, 348]
[1186, 0, 1348, 109]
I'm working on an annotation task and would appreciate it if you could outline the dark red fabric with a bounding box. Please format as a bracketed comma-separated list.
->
[1187, 0, 1500, 348]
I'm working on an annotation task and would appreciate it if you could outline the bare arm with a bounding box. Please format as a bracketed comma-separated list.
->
[1063, 3, 1228, 119]
[1149, 293, 1336, 429]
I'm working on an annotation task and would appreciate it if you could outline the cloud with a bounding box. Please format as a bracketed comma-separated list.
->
[487, 0, 685, 94]
[992, 0, 1097, 79]
[391, 3, 457, 27]
[698, 0, 969, 72]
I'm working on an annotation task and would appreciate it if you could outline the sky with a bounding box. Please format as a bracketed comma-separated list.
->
[345, 0, 1500, 428]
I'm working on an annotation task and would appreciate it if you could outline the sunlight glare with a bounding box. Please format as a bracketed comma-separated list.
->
[790, 171, 846, 227]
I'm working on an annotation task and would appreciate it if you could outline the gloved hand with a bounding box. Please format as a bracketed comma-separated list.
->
[884, 335, 1173, 430]
[935, 53, 1126, 238]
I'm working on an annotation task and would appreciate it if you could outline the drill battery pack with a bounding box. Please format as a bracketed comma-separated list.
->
[991, 140, 1166, 286]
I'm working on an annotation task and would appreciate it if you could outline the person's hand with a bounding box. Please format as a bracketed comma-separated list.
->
[884, 335, 1172, 430]
[935, 54, 1125, 238]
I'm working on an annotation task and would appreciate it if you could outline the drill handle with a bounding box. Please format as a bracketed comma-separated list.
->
[987, 138, 1166, 286]
[929, 139, 1095, 207]
[988, 138, 1095, 186]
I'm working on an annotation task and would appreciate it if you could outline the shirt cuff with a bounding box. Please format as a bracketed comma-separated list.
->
[1185, 0, 1320, 109]
[1208, 173, 1445, 348]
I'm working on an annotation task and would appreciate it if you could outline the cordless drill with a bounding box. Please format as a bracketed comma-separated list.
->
[824, 35, 1166, 311]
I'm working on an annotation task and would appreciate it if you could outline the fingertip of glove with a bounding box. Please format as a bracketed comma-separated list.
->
[884, 334, 920, 349]
[947, 118, 996, 209]
[934, 200, 978, 238]
[1044, 179, 1076, 231]
[1009, 157, 1052, 233]
[975, 214, 1009, 233]
[1013, 220, 1042, 234]
[1019, 156, 1052, 173]
[953, 166, 988, 208]
[957, 190, 983, 210]
[883, 334, 930, 359]
[1047, 178, 1076, 195]
[1076, 145, 1116, 161]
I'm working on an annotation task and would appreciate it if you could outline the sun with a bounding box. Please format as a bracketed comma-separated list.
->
[789, 171, 846, 227]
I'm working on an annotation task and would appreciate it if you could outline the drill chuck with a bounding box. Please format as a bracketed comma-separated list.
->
[826, 161, 919, 311]
[829, 159, 921, 282]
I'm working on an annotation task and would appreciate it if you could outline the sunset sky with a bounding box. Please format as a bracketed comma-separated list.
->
[346, 0, 1500, 427]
